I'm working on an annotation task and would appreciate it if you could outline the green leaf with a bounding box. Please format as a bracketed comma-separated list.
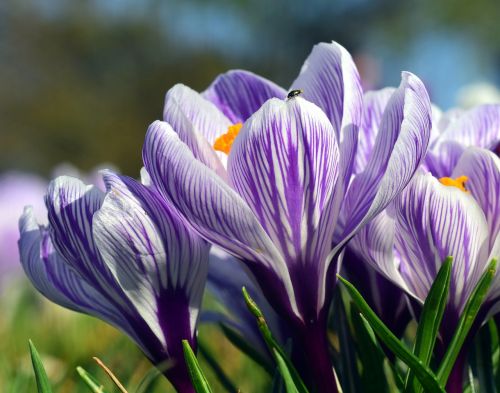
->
[182, 340, 213, 393]
[242, 287, 309, 393]
[77, 366, 108, 393]
[219, 322, 274, 373]
[28, 340, 53, 393]
[350, 307, 389, 393]
[437, 258, 498, 385]
[338, 275, 445, 393]
[468, 323, 496, 393]
[406, 257, 452, 392]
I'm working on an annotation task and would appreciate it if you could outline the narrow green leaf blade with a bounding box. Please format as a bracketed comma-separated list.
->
[219, 322, 274, 373]
[242, 287, 310, 393]
[77, 366, 108, 393]
[28, 340, 53, 393]
[273, 348, 300, 393]
[350, 307, 389, 393]
[406, 257, 452, 392]
[437, 258, 498, 385]
[338, 275, 445, 393]
[198, 339, 238, 393]
[182, 340, 213, 393]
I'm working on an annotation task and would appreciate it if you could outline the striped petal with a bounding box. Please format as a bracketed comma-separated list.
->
[163, 84, 230, 174]
[142, 120, 300, 319]
[290, 42, 363, 195]
[18, 207, 143, 353]
[338, 72, 431, 245]
[437, 104, 500, 149]
[424, 140, 464, 177]
[94, 172, 210, 348]
[203, 70, 286, 124]
[394, 173, 490, 315]
[45, 176, 120, 294]
[290, 41, 362, 144]
[228, 97, 340, 315]
[354, 87, 396, 173]
[452, 147, 500, 251]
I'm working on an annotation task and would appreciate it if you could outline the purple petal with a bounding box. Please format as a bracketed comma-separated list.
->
[338, 72, 432, 244]
[394, 173, 490, 314]
[424, 140, 465, 177]
[347, 210, 407, 290]
[18, 207, 144, 353]
[290, 41, 363, 144]
[436, 104, 500, 149]
[94, 172, 210, 346]
[354, 88, 396, 173]
[452, 147, 500, 251]
[142, 121, 300, 319]
[203, 70, 286, 123]
[163, 84, 229, 175]
[228, 97, 340, 315]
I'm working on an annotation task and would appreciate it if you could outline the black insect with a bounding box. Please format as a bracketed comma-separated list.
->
[287, 89, 303, 99]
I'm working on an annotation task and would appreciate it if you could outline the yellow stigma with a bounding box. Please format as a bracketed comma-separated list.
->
[213, 123, 243, 154]
[438, 175, 469, 192]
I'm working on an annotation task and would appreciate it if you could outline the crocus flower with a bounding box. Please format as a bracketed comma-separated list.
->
[347, 148, 499, 392]
[0, 172, 46, 287]
[142, 41, 432, 392]
[19, 172, 209, 393]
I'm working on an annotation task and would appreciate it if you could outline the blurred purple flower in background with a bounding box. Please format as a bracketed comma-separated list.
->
[19, 172, 209, 393]
[0, 172, 47, 286]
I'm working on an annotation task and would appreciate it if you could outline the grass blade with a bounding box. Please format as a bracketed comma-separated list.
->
[437, 258, 498, 385]
[198, 339, 238, 393]
[242, 287, 309, 393]
[338, 275, 445, 393]
[28, 340, 53, 393]
[182, 340, 213, 393]
[406, 257, 452, 392]
[77, 366, 108, 393]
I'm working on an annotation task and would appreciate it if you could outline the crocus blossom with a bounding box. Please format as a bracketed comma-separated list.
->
[349, 148, 499, 326]
[19, 172, 209, 393]
[142, 41, 432, 392]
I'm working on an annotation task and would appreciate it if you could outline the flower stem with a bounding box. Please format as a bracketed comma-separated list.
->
[292, 317, 338, 393]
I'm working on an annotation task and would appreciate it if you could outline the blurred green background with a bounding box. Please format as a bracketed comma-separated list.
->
[1, 0, 500, 391]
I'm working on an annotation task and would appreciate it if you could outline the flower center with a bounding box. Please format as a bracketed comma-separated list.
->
[438, 175, 469, 192]
[213, 123, 243, 154]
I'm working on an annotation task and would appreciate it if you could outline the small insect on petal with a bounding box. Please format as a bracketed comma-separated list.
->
[287, 89, 303, 100]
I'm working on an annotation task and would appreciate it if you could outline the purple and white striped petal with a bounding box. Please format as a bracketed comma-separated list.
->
[142, 121, 300, 319]
[452, 147, 500, 251]
[94, 172, 210, 348]
[436, 104, 500, 149]
[203, 70, 286, 124]
[424, 140, 465, 178]
[163, 84, 230, 174]
[338, 72, 432, 246]
[18, 207, 144, 354]
[290, 41, 363, 144]
[394, 173, 490, 314]
[290, 42, 363, 194]
[45, 177, 117, 292]
[354, 88, 395, 173]
[228, 97, 340, 315]
[347, 210, 407, 291]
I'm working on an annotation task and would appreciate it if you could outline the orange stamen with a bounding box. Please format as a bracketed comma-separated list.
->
[213, 123, 243, 154]
[438, 175, 469, 192]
